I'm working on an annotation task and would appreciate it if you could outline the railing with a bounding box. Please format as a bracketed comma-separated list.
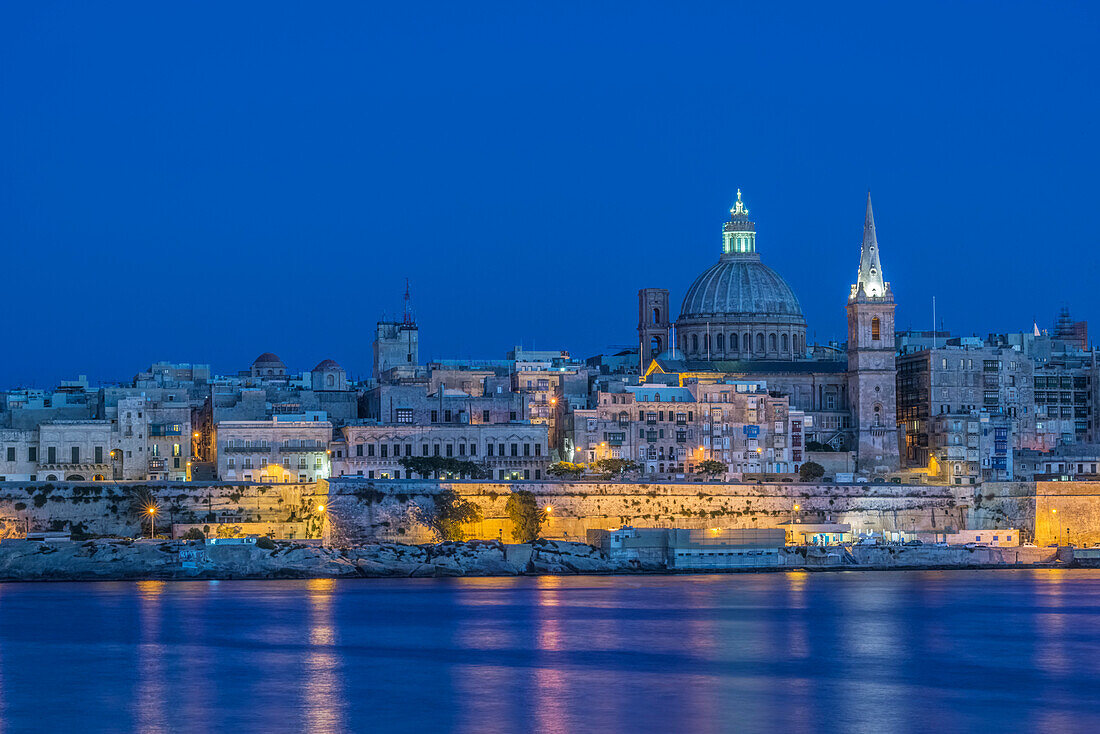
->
[279, 446, 325, 453]
[223, 445, 272, 453]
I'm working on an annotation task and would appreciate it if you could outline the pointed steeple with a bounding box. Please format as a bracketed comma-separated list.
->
[854, 192, 886, 298]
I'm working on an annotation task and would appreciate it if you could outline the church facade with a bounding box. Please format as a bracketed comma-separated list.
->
[638, 191, 900, 474]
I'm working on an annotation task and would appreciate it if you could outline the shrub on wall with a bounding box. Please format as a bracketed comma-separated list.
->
[505, 491, 547, 543]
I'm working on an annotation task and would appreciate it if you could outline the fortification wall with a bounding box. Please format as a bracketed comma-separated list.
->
[0, 481, 324, 538]
[322, 479, 976, 544]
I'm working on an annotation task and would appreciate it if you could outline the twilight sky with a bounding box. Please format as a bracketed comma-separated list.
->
[2, 2, 1098, 387]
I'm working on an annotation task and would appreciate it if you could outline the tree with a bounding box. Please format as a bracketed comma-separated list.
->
[592, 458, 640, 477]
[399, 456, 482, 479]
[181, 527, 205, 541]
[805, 441, 834, 452]
[546, 461, 586, 479]
[427, 489, 484, 541]
[799, 461, 826, 482]
[504, 490, 547, 543]
[696, 459, 727, 479]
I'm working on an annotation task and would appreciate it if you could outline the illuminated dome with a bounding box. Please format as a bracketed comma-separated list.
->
[680, 256, 804, 321]
[674, 191, 808, 361]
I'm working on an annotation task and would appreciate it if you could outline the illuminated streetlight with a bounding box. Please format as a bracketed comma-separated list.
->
[316, 505, 326, 514]
[145, 506, 157, 540]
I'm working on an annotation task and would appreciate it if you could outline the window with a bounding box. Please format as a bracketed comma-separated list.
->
[71, 446, 80, 464]
[716, 333, 724, 351]
[534, 444, 541, 456]
[431, 410, 439, 422]
[524, 443, 531, 456]
[368, 444, 376, 457]
[28, 447, 37, 462]
[482, 410, 490, 422]
[871, 317, 881, 341]
[769, 334, 777, 351]
[446, 444, 453, 457]
[433, 445, 441, 456]
[396, 409, 414, 424]
[406, 444, 413, 456]
[756, 333, 765, 352]
[6, 447, 14, 462]
[511, 443, 518, 457]
[356, 444, 363, 457]
[173, 443, 181, 457]
[488, 443, 495, 456]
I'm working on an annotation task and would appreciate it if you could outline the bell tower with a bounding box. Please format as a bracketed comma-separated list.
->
[847, 193, 900, 474]
[638, 288, 670, 373]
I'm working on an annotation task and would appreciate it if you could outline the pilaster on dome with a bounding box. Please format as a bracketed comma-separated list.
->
[851, 191, 888, 300]
[722, 188, 757, 256]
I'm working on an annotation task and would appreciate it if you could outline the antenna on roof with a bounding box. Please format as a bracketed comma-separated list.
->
[403, 278, 414, 325]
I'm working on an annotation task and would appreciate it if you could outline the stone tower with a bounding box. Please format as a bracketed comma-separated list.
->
[373, 282, 420, 378]
[638, 288, 670, 372]
[846, 193, 900, 474]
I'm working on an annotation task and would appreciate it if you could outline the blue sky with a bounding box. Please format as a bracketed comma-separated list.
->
[2, 2, 1098, 386]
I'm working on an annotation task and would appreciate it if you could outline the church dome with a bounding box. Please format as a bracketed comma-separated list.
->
[672, 190, 808, 362]
[680, 254, 804, 321]
[253, 352, 285, 368]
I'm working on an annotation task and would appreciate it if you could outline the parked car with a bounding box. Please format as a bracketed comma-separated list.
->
[904, 539, 923, 546]
[1022, 542, 1037, 548]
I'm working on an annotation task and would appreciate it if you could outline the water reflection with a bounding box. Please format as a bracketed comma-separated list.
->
[303, 578, 344, 733]
[0, 571, 1099, 732]
[134, 580, 168, 734]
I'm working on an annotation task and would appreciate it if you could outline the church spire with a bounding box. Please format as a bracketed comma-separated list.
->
[853, 192, 886, 298]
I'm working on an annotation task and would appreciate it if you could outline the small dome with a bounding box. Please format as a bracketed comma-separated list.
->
[680, 254, 804, 322]
[253, 352, 285, 367]
[312, 359, 342, 372]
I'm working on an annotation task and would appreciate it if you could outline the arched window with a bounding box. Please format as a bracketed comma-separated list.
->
[756, 333, 765, 352]
[703, 334, 709, 353]
[871, 316, 881, 341]
[730, 333, 739, 351]
[769, 334, 777, 352]
[650, 336, 662, 355]
[781, 334, 789, 352]
[691, 334, 699, 352]
[744, 333, 752, 352]
[716, 333, 724, 351]
[326, 374, 335, 387]
[873, 404, 882, 425]
[652, 307, 661, 324]
[795, 334, 801, 354]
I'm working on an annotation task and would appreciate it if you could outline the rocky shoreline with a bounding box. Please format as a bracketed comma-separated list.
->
[0, 537, 1081, 581]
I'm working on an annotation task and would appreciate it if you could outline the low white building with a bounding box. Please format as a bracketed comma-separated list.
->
[215, 419, 333, 482]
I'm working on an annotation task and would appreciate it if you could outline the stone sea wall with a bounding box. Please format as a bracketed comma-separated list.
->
[0, 481, 324, 539]
[322, 479, 976, 544]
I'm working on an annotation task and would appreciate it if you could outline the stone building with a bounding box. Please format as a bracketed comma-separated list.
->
[332, 423, 549, 480]
[214, 419, 333, 482]
[0, 421, 112, 481]
[636, 191, 896, 473]
[897, 345, 1034, 466]
[569, 381, 804, 476]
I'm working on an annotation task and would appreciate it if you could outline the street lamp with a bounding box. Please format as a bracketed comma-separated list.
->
[1051, 508, 1059, 545]
[145, 506, 157, 540]
[792, 503, 800, 525]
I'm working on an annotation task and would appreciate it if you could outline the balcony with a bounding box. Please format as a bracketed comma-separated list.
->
[148, 458, 167, 472]
[279, 445, 325, 453]
[223, 445, 272, 454]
